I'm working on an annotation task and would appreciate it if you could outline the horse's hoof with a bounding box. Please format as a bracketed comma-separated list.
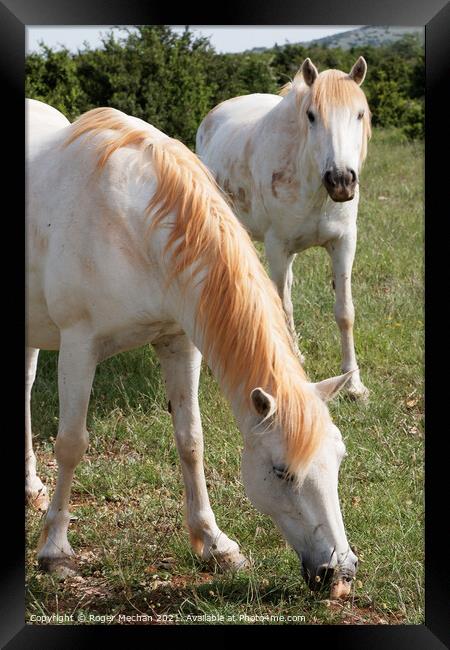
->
[26, 482, 49, 512]
[38, 556, 78, 578]
[345, 384, 369, 402]
[211, 550, 250, 572]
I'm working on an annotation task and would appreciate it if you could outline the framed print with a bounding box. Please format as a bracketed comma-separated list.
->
[1, 0, 448, 646]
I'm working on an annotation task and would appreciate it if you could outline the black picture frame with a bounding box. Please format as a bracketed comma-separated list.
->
[1, 0, 448, 646]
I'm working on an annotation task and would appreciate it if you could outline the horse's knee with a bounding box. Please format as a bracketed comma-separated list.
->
[334, 302, 354, 331]
[55, 429, 88, 467]
[336, 314, 354, 331]
[175, 429, 203, 463]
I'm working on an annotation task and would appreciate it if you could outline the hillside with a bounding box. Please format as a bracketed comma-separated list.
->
[248, 26, 424, 53]
[305, 26, 423, 49]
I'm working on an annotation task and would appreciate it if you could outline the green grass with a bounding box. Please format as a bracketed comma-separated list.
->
[26, 128, 424, 626]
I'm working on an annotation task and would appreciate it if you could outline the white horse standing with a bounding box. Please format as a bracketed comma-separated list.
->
[26, 99, 358, 598]
[196, 57, 371, 398]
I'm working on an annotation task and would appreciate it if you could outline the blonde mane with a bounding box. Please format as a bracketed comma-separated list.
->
[278, 81, 293, 97]
[279, 68, 372, 164]
[65, 107, 328, 471]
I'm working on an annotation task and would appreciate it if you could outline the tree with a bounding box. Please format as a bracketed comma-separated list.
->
[25, 45, 85, 119]
[26, 29, 424, 143]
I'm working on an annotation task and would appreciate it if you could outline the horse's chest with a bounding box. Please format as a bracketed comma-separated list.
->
[285, 210, 352, 253]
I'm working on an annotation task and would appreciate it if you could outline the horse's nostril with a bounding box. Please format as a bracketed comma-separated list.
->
[324, 171, 335, 187]
[301, 560, 310, 580]
[315, 564, 334, 587]
[348, 168, 356, 183]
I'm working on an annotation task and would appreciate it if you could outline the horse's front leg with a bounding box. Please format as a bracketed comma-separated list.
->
[26, 346, 49, 511]
[264, 232, 304, 363]
[37, 329, 97, 575]
[154, 334, 248, 570]
[326, 235, 369, 400]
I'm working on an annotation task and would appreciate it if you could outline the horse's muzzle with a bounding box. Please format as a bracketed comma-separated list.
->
[323, 167, 357, 202]
[301, 554, 358, 599]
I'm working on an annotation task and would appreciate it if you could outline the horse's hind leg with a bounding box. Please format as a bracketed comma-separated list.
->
[37, 330, 97, 576]
[264, 233, 305, 363]
[26, 346, 49, 511]
[154, 334, 248, 571]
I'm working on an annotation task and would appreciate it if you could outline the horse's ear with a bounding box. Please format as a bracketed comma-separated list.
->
[311, 370, 356, 402]
[251, 388, 276, 418]
[349, 56, 367, 85]
[301, 58, 319, 86]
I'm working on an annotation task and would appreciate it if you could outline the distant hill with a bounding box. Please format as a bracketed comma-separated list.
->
[248, 26, 424, 53]
[304, 26, 423, 49]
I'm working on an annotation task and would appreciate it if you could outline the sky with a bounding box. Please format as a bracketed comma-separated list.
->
[26, 26, 361, 54]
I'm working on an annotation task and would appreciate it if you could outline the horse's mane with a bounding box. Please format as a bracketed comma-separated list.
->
[279, 68, 372, 164]
[278, 81, 293, 97]
[65, 107, 328, 472]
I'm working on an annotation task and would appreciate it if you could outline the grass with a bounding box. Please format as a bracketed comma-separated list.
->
[25, 128, 424, 626]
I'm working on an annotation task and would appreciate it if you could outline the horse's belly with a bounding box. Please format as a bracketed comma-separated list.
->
[26, 324, 60, 351]
[26, 291, 61, 350]
[94, 321, 184, 362]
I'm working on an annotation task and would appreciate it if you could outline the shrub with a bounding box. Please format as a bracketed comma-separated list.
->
[26, 28, 424, 144]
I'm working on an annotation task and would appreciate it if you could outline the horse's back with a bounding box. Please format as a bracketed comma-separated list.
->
[26, 106, 176, 353]
[26, 99, 71, 154]
[196, 93, 281, 158]
[26, 98, 69, 124]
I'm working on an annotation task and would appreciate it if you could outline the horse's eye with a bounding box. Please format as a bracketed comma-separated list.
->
[357, 110, 364, 120]
[273, 465, 294, 482]
[307, 110, 315, 124]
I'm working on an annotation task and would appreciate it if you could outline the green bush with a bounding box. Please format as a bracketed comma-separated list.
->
[400, 99, 424, 140]
[25, 45, 84, 120]
[26, 27, 424, 145]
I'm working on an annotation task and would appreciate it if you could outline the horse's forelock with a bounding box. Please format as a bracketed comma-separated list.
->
[311, 70, 369, 113]
[293, 69, 371, 163]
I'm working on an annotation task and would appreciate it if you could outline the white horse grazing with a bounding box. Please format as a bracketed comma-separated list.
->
[26, 99, 358, 598]
[196, 57, 371, 399]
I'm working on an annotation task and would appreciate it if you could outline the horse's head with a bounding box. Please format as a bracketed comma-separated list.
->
[241, 371, 358, 598]
[297, 57, 371, 203]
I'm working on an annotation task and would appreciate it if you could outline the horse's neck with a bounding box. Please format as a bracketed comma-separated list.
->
[252, 91, 326, 212]
[256, 91, 312, 175]
[167, 287, 248, 423]
[163, 266, 280, 435]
